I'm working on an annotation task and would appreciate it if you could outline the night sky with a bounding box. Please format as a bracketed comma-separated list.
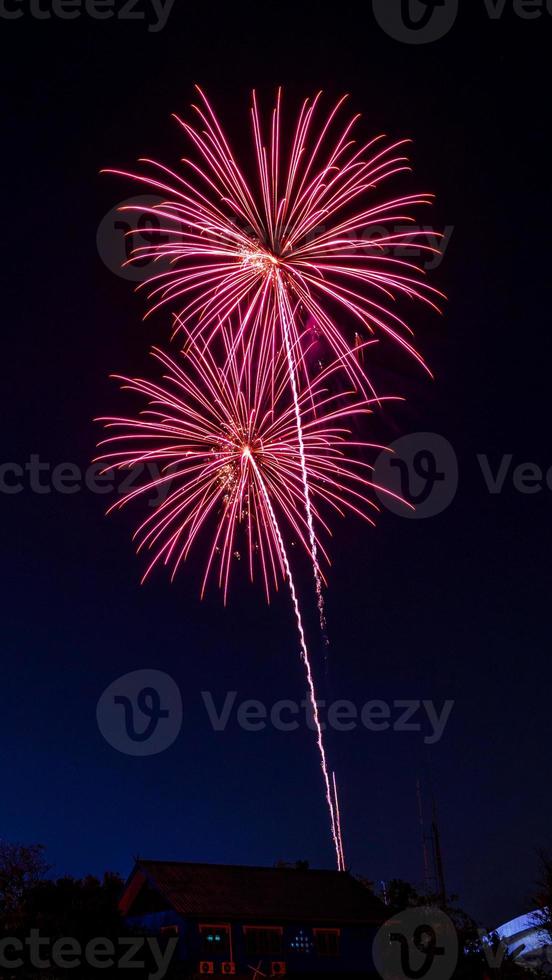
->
[1, 0, 551, 931]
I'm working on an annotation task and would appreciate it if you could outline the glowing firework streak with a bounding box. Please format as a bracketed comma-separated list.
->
[332, 770, 346, 871]
[248, 448, 343, 870]
[276, 272, 328, 641]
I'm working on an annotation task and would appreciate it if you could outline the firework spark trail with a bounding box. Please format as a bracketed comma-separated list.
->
[332, 770, 346, 871]
[276, 274, 328, 644]
[249, 449, 343, 870]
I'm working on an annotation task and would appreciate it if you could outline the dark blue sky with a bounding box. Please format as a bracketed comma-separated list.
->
[1, 0, 551, 931]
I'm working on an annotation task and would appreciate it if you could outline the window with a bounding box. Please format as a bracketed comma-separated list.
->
[289, 929, 313, 954]
[199, 924, 231, 959]
[244, 927, 283, 956]
[314, 929, 340, 957]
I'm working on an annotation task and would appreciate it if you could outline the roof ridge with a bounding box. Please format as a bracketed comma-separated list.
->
[138, 859, 351, 875]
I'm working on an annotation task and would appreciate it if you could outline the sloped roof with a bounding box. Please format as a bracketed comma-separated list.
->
[122, 860, 384, 926]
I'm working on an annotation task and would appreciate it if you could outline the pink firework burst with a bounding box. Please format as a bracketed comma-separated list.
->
[105, 86, 444, 389]
[97, 91, 442, 870]
[95, 319, 406, 603]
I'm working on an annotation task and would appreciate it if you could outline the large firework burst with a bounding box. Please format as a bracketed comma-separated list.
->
[106, 86, 443, 386]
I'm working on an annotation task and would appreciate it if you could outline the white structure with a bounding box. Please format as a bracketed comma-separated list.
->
[494, 911, 551, 972]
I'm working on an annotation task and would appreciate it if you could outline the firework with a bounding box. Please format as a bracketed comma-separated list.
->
[99, 88, 440, 870]
[95, 319, 405, 602]
[105, 88, 442, 640]
[105, 86, 443, 387]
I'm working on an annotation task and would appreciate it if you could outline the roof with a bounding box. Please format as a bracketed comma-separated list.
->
[121, 860, 385, 926]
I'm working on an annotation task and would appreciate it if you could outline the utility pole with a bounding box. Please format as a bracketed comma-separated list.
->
[431, 795, 447, 909]
[417, 776, 447, 907]
[416, 778, 432, 892]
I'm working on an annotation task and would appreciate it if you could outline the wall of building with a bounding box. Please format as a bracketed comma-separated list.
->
[126, 912, 379, 975]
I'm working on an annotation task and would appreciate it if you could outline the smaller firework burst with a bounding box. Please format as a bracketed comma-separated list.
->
[95, 318, 405, 602]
